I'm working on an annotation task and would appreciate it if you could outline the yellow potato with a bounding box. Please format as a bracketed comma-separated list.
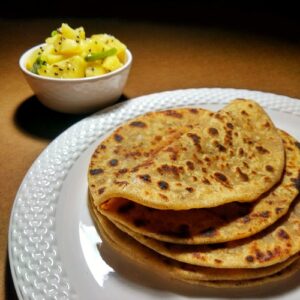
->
[85, 64, 107, 77]
[102, 55, 123, 71]
[27, 23, 127, 79]
[38, 56, 86, 78]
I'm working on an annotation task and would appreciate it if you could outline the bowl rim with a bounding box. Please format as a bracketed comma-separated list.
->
[19, 43, 132, 82]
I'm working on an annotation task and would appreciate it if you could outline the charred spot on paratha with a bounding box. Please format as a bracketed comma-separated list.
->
[236, 167, 249, 182]
[243, 162, 249, 168]
[185, 187, 194, 193]
[129, 121, 147, 128]
[164, 147, 179, 161]
[118, 168, 128, 174]
[202, 178, 211, 185]
[201, 167, 207, 173]
[208, 127, 219, 136]
[241, 110, 249, 116]
[277, 229, 290, 240]
[254, 247, 282, 263]
[114, 134, 123, 142]
[108, 159, 118, 167]
[266, 165, 274, 172]
[98, 187, 105, 194]
[139, 174, 152, 182]
[259, 211, 271, 218]
[213, 141, 226, 152]
[226, 122, 234, 129]
[189, 108, 198, 114]
[204, 156, 210, 163]
[199, 227, 217, 237]
[89, 168, 104, 175]
[276, 207, 284, 214]
[114, 180, 129, 187]
[256, 146, 270, 154]
[187, 133, 201, 150]
[125, 151, 142, 159]
[239, 148, 244, 156]
[214, 172, 231, 187]
[242, 215, 251, 224]
[186, 161, 195, 170]
[245, 255, 254, 263]
[157, 164, 184, 178]
[158, 181, 169, 190]
[291, 176, 300, 192]
[159, 193, 169, 201]
[163, 110, 183, 118]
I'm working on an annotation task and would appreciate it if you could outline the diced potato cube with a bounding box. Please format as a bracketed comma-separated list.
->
[89, 36, 110, 53]
[91, 34, 110, 43]
[75, 26, 85, 40]
[42, 53, 65, 64]
[40, 45, 64, 63]
[38, 56, 86, 78]
[45, 34, 62, 47]
[42, 44, 55, 55]
[110, 39, 127, 62]
[26, 48, 41, 70]
[60, 38, 82, 55]
[91, 34, 126, 62]
[85, 65, 107, 77]
[60, 23, 77, 39]
[102, 55, 123, 71]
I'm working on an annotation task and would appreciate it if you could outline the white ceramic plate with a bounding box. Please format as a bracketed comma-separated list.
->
[9, 88, 300, 300]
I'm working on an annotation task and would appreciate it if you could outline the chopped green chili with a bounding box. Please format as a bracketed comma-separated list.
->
[31, 57, 46, 74]
[51, 30, 58, 37]
[85, 47, 117, 62]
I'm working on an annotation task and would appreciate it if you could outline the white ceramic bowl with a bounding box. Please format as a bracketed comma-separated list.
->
[19, 44, 132, 114]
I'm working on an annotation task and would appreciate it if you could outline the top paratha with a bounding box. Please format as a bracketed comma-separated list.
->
[89, 99, 284, 210]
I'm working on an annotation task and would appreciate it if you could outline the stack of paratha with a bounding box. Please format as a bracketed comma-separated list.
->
[88, 99, 300, 287]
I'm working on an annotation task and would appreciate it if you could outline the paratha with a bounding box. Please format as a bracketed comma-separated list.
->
[89, 99, 284, 210]
[97, 130, 300, 245]
[184, 260, 300, 288]
[109, 195, 300, 269]
[94, 207, 300, 285]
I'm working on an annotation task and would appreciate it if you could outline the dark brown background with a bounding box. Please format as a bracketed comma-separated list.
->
[1, 1, 300, 299]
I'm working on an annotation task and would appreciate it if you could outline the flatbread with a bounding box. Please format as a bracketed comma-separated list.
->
[93, 207, 300, 285]
[98, 130, 300, 244]
[89, 99, 284, 210]
[109, 195, 300, 269]
[185, 260, 300, 288]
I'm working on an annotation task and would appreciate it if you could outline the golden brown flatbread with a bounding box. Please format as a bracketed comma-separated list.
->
[93, 207, 300, 286]
[110, 195, 300, 269]
[183, 260, 300, 288]
[89, 100, 284, 210]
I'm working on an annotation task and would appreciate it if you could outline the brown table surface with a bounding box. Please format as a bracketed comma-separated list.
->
[1, 17, 300, 299]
